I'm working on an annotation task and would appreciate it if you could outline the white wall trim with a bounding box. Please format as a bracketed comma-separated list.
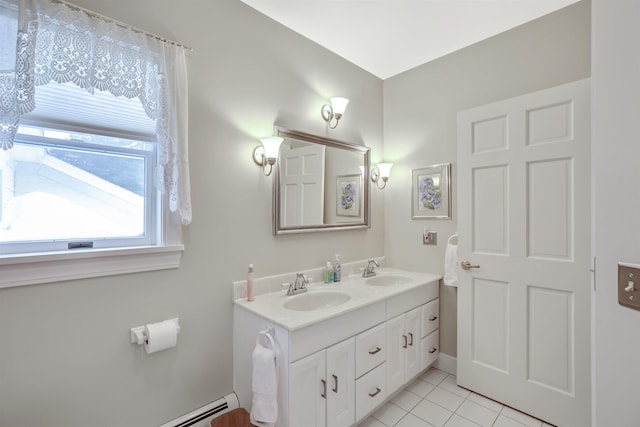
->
[434, 352, 457, 376]
[0, 245, 184, 288]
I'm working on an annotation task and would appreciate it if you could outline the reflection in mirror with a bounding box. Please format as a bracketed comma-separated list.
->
[273, 127, 370, 234]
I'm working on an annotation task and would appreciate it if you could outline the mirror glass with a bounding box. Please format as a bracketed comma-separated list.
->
[273, 127, 371, 234]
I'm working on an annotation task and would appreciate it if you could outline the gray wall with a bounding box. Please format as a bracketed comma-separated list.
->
[382, 0, 591, 357]
[0, 1, 596, 426]
[0, 1, 384, 426]
[593, 1, 640, 425]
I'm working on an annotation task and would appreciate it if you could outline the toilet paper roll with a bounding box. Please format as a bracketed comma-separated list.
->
[144, 320, 178, 354]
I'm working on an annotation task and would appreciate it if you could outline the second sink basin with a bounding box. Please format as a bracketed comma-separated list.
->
[365, 274, 413, 286]
[283, 290, 351, 311]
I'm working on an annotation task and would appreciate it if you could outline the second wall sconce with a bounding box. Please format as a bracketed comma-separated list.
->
[253, 136, 283, 176]
[371, 162, 393, 189]
[321, 97, 349, 129]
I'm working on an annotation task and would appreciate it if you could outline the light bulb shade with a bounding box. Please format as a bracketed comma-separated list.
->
[377, 162, 393, 179]
[260, 136, 283, 160]
[330, 97, 349, 116]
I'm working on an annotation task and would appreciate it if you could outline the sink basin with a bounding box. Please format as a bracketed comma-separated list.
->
[365, 274, 413, 286]
[283, 291, 351, 311]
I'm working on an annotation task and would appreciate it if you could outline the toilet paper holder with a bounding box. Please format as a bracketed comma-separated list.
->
[130, 318, 181, 345]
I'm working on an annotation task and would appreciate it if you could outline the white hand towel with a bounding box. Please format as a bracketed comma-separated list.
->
[443, 242, 458, 287]
[250, 343, 278, 426]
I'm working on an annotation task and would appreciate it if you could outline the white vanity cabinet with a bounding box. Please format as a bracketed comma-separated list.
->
[290, 338, 355, 427]
[232, 268, 441, 427]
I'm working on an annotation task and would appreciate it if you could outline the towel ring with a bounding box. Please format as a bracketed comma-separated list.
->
[258, 327, 276, 351]
[447, 233, 459, 245]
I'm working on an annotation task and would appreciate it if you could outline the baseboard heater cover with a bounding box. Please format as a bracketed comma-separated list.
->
[160, 392, 240, 427]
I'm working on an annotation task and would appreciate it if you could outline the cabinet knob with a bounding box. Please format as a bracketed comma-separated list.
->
[369, 346, 382, 355]
[408, 332, 414, 346]
[368, 387, 382, 398]
[321, 379, 326, 398]
[429, 347, 438, 354]
[332, 374, 338, 393]
[429, 316, 438, 321]
[402, 335, 408, 349]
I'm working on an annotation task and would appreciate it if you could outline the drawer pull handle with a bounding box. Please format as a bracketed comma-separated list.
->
[369, 346, 382, 355]
[408, 332, 414, 346]
[332, 374, 338, 393]
[402, 335, 408, 349]
[321, 379, 326, 398]
[429, 347, 438, 354]
[429, 316, 438, 321]
[369, 387, 382, 398]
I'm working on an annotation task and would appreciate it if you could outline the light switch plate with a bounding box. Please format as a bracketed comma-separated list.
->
[618, 262, 640, 310]
[423, 231, 437, 245]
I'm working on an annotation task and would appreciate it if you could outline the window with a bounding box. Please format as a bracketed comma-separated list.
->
[0, 0, 190, 287]
[0, 125, 157, 255]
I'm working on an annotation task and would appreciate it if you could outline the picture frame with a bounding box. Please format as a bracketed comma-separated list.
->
[336, 174, 361, 217]
[411, 163, 451, 219]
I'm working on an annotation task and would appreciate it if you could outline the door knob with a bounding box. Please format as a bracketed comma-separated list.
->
[461, 261, 480, 270]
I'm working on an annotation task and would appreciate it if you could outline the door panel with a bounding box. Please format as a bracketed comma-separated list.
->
[472, 278, 510, 373]
[527, 159, 573, 260]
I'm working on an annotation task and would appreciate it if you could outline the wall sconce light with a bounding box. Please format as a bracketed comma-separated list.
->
[371, 162, 393, 189]
[253, 136, 283, 176]
[321, 97, 349, 129]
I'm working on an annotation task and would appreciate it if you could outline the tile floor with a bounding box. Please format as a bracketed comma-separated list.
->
[358, 368, 553, 427]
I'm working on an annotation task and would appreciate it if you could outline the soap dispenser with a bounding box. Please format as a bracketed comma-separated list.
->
[333, 254, 342, 282]
[324, 262, 335, 284]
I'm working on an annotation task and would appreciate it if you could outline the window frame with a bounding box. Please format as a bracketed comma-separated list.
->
[0, 128, 183, 288]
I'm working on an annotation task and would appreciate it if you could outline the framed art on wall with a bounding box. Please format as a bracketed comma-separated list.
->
[411, 163, 451, 219]
[336, 174, 361, 217]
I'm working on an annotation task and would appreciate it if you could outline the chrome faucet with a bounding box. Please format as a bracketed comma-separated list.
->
[287, 273, 309, 296]
[362, 259, 380, 278]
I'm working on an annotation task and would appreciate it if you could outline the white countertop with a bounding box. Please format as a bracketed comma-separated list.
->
[234, 268, 441, 331]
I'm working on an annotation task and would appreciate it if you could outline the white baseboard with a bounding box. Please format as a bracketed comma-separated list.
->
[434, 353, 457, 376]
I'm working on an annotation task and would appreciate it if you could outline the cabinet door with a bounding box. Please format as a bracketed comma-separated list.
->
[355, 323, 386, 378]
[290, 351, 326, 427]
[386, 314, 406, 394]
[421, 298, 440, 337]
[422, 330, 440, 370]
[326, 338, 355, 427]
[405, 307, 421, 380]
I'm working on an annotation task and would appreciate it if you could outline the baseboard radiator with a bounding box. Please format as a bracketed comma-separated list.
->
[159, 393, 240, 427]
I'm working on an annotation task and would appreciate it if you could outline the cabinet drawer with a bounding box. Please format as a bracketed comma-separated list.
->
[355, 323, 386, 378]
[421, 298, 439, 337]
[355, 362, 386, 421]
[421, 330, 439, 370]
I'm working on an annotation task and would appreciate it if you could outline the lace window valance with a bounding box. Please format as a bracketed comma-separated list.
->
[0, 0, 192, 224]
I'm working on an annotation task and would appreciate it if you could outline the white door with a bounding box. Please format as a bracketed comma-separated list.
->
[326, 338, 355, 427]
[280, 143, 325, 227]
[290, 350, 326, 427]
[456, 79, 591, 427]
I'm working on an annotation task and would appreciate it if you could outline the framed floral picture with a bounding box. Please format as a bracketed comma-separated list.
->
[336, 174, 361, 217]
[411, 163, 451, 219]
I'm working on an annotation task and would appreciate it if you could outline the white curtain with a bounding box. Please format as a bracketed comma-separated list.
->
[0, 0, 192, 224]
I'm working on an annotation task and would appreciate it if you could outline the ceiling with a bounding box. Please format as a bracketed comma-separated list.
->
[240, 0, 580, 80]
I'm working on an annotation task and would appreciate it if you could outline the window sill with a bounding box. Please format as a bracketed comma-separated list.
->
[0, 245, 184, 289]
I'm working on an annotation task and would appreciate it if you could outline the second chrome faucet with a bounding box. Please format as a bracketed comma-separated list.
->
[362, 259, 380, 278]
